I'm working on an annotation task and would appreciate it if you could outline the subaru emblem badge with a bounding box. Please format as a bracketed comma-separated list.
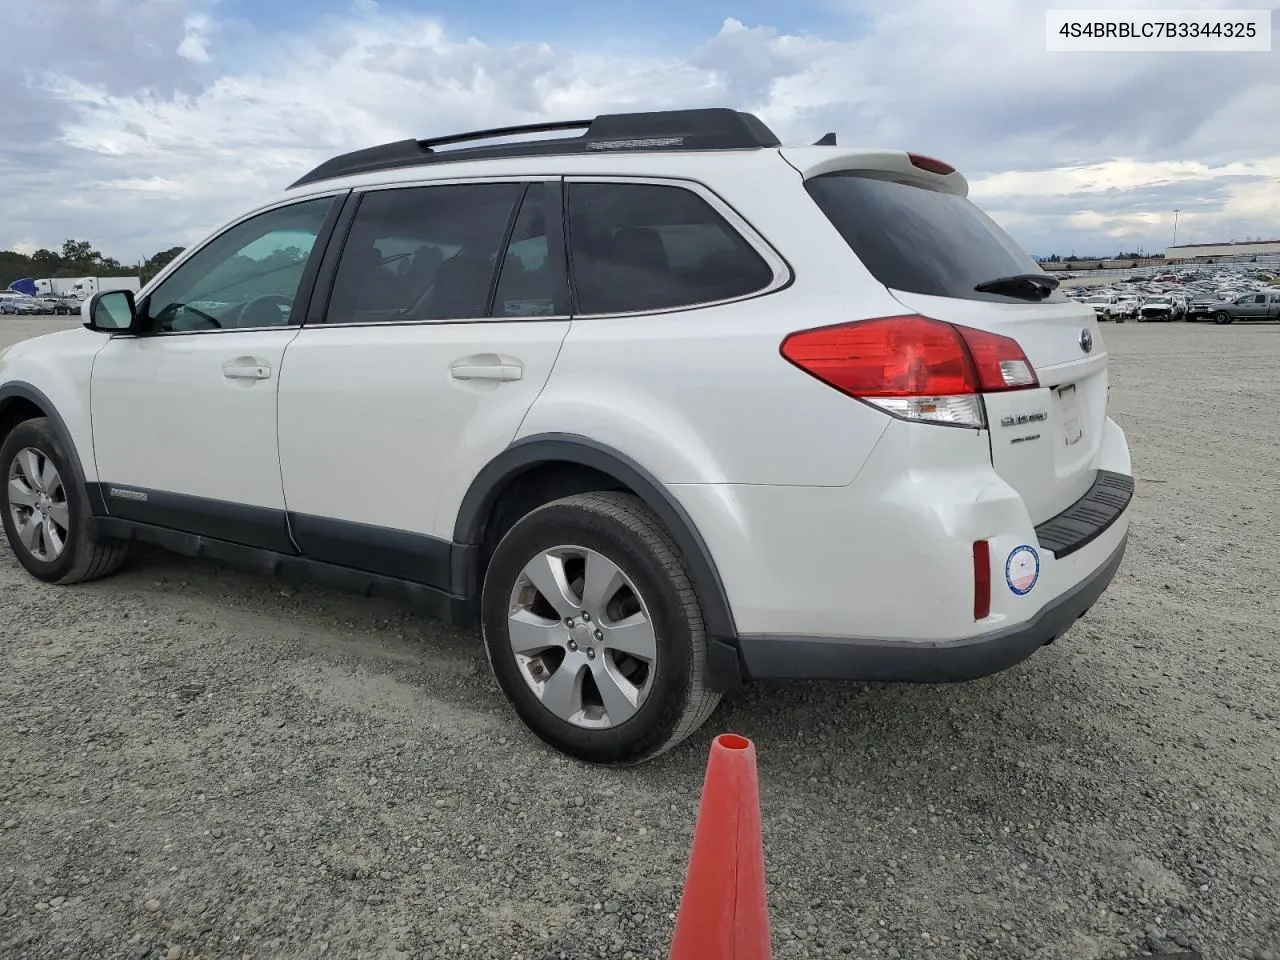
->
[1079, 328, 1093, 353]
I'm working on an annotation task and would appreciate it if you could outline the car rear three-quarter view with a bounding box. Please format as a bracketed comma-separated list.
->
[0, 108, 1134, 765]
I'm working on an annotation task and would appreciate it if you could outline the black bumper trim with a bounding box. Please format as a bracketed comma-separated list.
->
[1034, 469, 1134, 559]
[736, 532, 1127, 684]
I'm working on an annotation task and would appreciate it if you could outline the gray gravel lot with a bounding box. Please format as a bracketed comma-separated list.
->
[2, 317, 1278, 960]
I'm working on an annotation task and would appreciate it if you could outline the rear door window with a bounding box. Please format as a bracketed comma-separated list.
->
[566, 181, 775, 315]
[805, 172, 1062, 303]
[324, 182, 521, 323]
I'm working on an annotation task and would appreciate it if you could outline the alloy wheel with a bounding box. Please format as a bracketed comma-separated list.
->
[6, 447, 70, 562]
[507, 545, 657, 729]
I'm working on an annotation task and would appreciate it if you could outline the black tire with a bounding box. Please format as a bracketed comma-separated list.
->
[480, 491, 720, 765]
[0, 417, 132, 584]
[1214, 312, 1233, 325]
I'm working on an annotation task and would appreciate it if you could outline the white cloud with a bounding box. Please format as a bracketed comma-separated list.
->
[2, 0, 1277, 260]
[177, 14, 213, 63]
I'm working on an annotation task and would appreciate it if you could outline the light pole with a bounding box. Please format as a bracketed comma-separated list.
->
[1172, 209, 1180, 248]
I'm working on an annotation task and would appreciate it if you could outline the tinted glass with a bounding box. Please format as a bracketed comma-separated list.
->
[567, 182, 774, 315]
[145, 197, 334, 332]
[493, 187, 560, 317]
[805, 172, 1061, 303]
[326, 183, 521, 323]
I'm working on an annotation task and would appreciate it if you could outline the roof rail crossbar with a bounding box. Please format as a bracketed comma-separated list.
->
[288, 108, 782, 189]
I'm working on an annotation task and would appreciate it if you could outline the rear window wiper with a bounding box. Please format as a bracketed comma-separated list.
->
[974, 273, 1061, 300]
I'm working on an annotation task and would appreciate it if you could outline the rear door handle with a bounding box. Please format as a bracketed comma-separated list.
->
[223, 357, 272, 381]
[450, 361, 523, 382]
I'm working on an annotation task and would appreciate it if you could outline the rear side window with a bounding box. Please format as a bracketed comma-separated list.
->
[567, 182, 775, 315]
[805, 172, 1059, 303]
[325, 182, 521, 323]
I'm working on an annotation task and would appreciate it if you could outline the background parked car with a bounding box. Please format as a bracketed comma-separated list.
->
[1085, 293, 1126, 322]
[0, 297, 42, 315]
[1209, 290, 1280, 324]
[1114, 296, 1140, 320]
[1139, 296, 1185, 322]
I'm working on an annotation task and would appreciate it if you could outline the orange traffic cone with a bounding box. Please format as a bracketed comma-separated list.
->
[669, 733, 771, 960]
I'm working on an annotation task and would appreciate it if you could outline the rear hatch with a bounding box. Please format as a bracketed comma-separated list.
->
[797, 157, 1106, 523]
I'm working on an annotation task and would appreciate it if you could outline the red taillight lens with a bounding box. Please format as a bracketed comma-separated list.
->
[780, 314, 978, 398]
[973, 540, 991, 620]
[955, 324, 1040, 392]
[780, 315, 1038, 428]
[907, 152, 956, 176]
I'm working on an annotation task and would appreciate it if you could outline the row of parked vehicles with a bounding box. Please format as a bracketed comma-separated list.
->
[0, 294, 82, 316]
[1067, 265, 1280, 325]
[1079, 289, 1280, 324]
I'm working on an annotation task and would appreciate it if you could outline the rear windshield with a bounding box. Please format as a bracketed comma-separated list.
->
[805, 172, 1062, 303]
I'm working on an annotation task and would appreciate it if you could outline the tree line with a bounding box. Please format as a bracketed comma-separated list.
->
[1, 240, 185, 292]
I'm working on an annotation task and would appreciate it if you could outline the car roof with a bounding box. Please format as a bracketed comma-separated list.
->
[270, 107, 969, 205]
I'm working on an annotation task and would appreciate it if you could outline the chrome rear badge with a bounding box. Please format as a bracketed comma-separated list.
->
[1000, 411, 1048, 428]
[1080, 328, 1093, 353]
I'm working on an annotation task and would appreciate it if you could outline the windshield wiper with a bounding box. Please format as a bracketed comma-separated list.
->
[974, 273, 1061, 300]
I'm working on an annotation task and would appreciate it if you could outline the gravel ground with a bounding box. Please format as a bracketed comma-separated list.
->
[1, 317, 1278, 960]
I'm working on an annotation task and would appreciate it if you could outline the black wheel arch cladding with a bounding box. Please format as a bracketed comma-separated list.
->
[457, 434, 745, 691]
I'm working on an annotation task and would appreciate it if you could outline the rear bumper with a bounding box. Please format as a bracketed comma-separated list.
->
[736, 532, 1126, 682]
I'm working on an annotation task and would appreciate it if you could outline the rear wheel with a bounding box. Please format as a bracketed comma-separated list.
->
[1214, 311, 1233, 325]
[0, 418, 132, 584]
[480, 491, 720, 764]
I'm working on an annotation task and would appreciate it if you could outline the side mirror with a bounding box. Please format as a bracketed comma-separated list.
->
[83, 290, 137, 333]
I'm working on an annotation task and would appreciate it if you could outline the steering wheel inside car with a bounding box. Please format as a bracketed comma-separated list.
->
[233, 294, 294, 328]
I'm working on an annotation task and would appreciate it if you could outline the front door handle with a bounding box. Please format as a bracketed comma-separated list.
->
[223, 357, 272, 381]
[450, 360, 523, 382]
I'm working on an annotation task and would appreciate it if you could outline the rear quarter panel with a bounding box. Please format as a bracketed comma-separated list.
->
[515, 155, 910, 487]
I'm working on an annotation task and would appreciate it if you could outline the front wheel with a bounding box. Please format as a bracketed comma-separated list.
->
[480, 492, 720, 764]
[1214, 312, 1233, 325]
[0, 418, 132, 584]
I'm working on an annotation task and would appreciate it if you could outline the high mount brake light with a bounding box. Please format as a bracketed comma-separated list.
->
[907, 153, 956, 176]
[778, 314, 1039, 428]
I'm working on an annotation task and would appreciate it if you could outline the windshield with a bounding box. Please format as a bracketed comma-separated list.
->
[804, 171, 1063, 303]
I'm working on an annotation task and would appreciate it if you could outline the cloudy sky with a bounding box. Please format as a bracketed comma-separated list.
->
[1, 0, 1277, 263]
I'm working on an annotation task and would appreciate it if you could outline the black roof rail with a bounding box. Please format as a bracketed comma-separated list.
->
[289, 108, 782, 188]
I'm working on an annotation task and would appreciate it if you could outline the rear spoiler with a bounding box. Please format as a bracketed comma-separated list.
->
[780, 146, 969, 197]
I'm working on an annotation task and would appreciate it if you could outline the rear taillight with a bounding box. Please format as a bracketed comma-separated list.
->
[953, 325, 1039, 392]
[973, 540, 991, 620]
[778, 314, 1038, 428]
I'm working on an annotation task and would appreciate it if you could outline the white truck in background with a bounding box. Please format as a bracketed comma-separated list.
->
[33, 276, 141, 299]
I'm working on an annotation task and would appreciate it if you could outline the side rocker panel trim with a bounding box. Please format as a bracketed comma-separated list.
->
[454, 433, 744, 690]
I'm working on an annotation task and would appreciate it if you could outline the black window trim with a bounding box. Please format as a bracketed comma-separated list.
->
[562, 175, 793, 320]
[122, 189, 352, 340]
[303, 175, 573, 329]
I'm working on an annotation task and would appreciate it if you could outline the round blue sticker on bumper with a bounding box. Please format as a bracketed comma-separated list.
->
[1005, 545, 1040, 595]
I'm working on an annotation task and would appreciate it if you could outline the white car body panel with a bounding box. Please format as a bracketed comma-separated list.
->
[0, 327, 105, 483]
[90, 330, 299, 509]
[278, 320, 571, 540]
[671, 414, 1130, 640]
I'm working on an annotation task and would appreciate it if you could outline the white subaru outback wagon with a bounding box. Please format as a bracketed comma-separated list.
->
[0, 109, 1133, 764]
